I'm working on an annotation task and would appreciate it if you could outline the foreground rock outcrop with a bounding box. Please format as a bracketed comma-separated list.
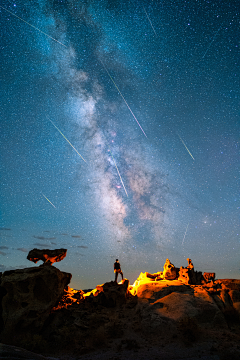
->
[0, 252, 240, 359]
[0, 264, 71, 342]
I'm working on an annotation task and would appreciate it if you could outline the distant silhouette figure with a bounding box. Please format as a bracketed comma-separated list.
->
[114, 259, 123, 282]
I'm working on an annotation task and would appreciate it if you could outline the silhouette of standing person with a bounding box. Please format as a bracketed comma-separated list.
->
[114, 259, 123, 282]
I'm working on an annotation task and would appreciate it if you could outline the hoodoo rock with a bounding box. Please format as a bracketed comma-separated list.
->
[27, 248, 67, 265]
[0, 264, 71, 341]
[178, 259, 202, 285]
[162, 258, 177, 280]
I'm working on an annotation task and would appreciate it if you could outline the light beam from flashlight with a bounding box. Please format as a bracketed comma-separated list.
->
[178, 135, 195, 160]
[100, 60, 147, 138]
[49, 119, 86, 163]
[0, 5, 67, 47]
[42, 193, 56, 209]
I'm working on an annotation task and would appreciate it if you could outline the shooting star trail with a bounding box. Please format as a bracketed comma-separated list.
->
[202, 26, 221, 59]
[42, 193, 56, 209]
[108, 147, 128, 197]
[178, 134, 195, 160]
[49, 119, 86, 163]
[100, 60, 147, 138]
[182, 223, 189, 246]
[0, 5, 67, 47]
[143, 6, 158, 37]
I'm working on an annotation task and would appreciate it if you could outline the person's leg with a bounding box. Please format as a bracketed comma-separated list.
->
[121, 271, 123, 280]
[115, 271, 118, 282]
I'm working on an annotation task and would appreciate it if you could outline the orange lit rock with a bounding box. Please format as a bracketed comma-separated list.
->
[178, 259, 202, 285]
[163, 258, 177, 280]
[84, 279, 130, 308]
[215, 279, 240, 317]
[27, 248, 67, 265]
[187, 258, 194, 270]
[52, 286, 84, 310]
[203, 272, 216, 282]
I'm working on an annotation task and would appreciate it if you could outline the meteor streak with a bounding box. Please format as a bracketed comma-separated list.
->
[49, 119, 86, 163]
[182, 222, 189, 246]
[0, 5, 67, 47]
[202, 27, 221, 59]
[100, 60, 147, 138]
[178, 134, 195, 160]
[108, 148, 128, 197]
[42, 193, 56, 209]
[143, 6, 158, 37]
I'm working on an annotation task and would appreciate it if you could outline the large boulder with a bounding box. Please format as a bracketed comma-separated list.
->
[0, 265, 71, 342]
[27, 248, 67, 265]
[216, 279, 240, 318]
[85, 279, 130, 308]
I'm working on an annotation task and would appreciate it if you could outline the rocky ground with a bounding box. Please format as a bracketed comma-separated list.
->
[0, 256, 240, 360]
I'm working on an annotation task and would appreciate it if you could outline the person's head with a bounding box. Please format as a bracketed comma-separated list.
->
[116, 259, 118, 262]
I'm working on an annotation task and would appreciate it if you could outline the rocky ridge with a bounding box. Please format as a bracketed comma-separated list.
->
[0, 250, 239, 359]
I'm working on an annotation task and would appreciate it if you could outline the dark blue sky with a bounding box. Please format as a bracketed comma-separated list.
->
[0, 0, 239, 289]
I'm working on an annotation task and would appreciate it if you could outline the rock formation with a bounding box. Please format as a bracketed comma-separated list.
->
[0, 251, 240, 359]
[0, 264, 71, 342]
[203, 272, 216, 282]
[27, 248, 67, 265]
[178, 259, 202, 285]
[162, 258, 177, 280]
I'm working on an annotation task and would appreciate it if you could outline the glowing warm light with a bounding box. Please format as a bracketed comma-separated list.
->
[52, 287, 84, 311]
[52, 259, 206, 312]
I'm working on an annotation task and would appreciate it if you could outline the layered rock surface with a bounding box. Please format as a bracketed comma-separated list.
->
[0, 264, 71, 341]
[0, 254, 240, 359]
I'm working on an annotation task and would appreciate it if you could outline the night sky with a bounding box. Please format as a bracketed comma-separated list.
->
[0, 0, 239, 289]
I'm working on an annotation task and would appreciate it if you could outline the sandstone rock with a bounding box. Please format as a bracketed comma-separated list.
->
[86, 279, 130, 307]
[27, 248, 67, 265]
[0, 265, 71, 341]
[52, 286, 84, 310]
[178, 262, 202, 285]
[217, 279, 240, 291]
[203, 272, 216, 282]
[133, 278, 191, 301]
[187, 258, 194, 270]
[163, 259, 177, 280]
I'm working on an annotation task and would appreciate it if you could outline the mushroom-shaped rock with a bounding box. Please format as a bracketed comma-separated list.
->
[27, 248, 67, 265]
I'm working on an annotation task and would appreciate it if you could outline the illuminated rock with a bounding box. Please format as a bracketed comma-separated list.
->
[85, 279, 130, 308]
[178, 259, 202, 285]
[203, 272, 216, 282]
[187, 258, 194, 270]
[0, 265, 71, 341]
[216, 279, 240, 317]
[163, 258, 177, 280]
[27, 248, 67, 265]
[52, 286, 84, 310]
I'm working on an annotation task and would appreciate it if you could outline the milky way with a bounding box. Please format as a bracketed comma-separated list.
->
[1, 0, 239, 288]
